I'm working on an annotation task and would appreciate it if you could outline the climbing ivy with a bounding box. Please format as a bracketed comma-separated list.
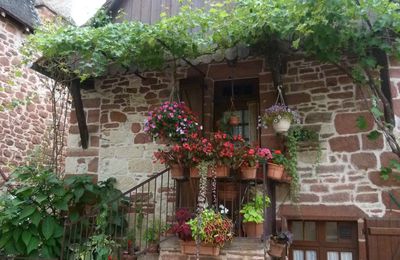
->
[22, 0, 400, 177]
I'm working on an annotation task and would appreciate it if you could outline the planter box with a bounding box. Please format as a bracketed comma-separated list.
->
[180, 240, 220, 256]
[190, 165, 230, 178]
[242, 222, 264, 238]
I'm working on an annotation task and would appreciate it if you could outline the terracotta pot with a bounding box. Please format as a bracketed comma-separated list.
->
[281, 171, 292, 183]
[229, 115, 240, 126]
[215, 165, 230, 178]
[267, 163, 284, 181]
[217, 182, 238, 201]
[272, 118, 291, 133]
[180, 240, 220, 256]
[170, 164, 185, 179]
[267, 240, 286, 258]
[243, 222, 264, 238]
[190, 167, 212, 178]
[190, 165, 230, 178]
[240, 166, 258, 180]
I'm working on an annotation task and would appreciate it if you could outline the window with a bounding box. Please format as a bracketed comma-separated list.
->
[289, 221, 358, 260]
[214, 78, 259, 144]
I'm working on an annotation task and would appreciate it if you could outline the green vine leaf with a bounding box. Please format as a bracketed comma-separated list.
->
[356, 116, 368, 130]
[367, 130, 380, 141]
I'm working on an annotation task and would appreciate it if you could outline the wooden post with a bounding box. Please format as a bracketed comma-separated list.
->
[69, 79, 89, 149]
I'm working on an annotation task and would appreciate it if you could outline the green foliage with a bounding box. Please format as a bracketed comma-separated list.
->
[88, 8, 113, 28]
[285, 126, 321, 200]
[356, 116, 368, 130]
[22, 0, 400, 179]
[240, 195, 270, 224]
[0, 165, 123, 258]
[143, 221, 169, 242]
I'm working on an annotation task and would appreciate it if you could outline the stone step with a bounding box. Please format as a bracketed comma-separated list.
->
[160, 237, 272, 260]
[138, 253, 159, 260]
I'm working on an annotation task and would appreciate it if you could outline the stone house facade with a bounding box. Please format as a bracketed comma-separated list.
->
[64, 54, 400, 258]
[59, 1, 400, 259]
[0, 0, 71, 184]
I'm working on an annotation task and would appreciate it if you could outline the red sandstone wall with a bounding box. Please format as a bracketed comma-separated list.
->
[66, 56, 400, 217]
[0, 16, 58, 182]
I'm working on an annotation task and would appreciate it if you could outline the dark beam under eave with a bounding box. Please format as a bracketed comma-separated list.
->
[69, 79, 89, 149]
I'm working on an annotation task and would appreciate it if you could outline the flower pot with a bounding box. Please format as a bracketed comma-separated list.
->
[180, 240, 220, 256]
[217, 182, 238, 201]
[281, 171, 292, 183]
[240, 166, 258, 180]
[215, 165, 230, 178]
[267, 240, 287, 258]
[229, 115, 240, 126]
[242, 222, 264, 238]
[267, 163, 284, 181]
[170, 164, 184, 179]
[190, 165, 229, 178]
[190, 167, 212, 178]
[272, 118, 291, 133]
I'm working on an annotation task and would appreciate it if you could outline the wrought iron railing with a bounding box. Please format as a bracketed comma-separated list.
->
[60, 168, 177, 259]
[60, 163, 274, 259]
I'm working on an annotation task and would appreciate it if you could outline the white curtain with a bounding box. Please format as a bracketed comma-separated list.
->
[327, 251, 339, 260]
[341, 252, 353, 260]
[293, 250, 304, 260]
[306, 250, 317, 260]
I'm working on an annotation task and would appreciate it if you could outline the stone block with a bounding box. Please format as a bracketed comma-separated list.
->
[329, 136, 360, 152]
[129, 159, 153, 173]
[350, 153, 377, 170]
[334, 112, 374, 134]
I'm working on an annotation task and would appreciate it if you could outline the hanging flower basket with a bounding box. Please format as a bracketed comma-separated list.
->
[272, 117, 291, 133]
[262, 103, 300, 134]
[240, 165, 258, 180]
[180, 240, 220, 256]
[170, 164, 185, 179]
[267, 163, 284, 181]
[229, 115, 240, 126]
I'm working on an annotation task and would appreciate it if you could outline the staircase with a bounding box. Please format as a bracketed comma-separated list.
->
[61, 168, 176, 259]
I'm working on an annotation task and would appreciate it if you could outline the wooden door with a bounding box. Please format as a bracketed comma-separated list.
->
[365, 218, 400, 260]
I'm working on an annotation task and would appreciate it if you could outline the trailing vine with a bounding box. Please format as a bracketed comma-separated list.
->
[22, 0, 400, 177]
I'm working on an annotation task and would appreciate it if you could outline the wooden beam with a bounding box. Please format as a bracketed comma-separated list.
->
[369, 227, 400, 236]
[69, 79, 89, 149]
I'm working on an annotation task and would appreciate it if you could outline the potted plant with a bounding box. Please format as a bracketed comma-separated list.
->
[188, 136, 214, 178]
[262, 104, 300, 133]
[240, 195, 270, 238]
[144, 101, 201, 143]
[154, 145, 188, 179]
[143, 221, 168, 254]
[267, 150, 287, 181]
[238, 147, 272, 180]
[268, 231, 293, 258]
[184, 209, 233, 256]
[210, 131, 236, 178]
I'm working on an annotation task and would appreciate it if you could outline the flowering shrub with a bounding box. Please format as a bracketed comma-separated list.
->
[154, 144, 188, 166]
[144, 101, 201, 143]
[269, 150, 288, 165]
[187, 209, 233, 247]
[170, 208, 193, 241]
[211, 132, 245, 167]
[262, 104, 300, 127]
[238, 146, 272, 168]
